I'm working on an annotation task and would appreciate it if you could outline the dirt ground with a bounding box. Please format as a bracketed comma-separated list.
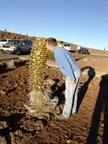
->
[0, 54, 108, 144]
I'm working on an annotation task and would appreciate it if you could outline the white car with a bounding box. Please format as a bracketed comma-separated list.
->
[0, 38, 11, 47]
[63, 43, 71, 51]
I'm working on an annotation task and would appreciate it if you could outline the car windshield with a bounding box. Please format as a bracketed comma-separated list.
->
[7, 40, 21, 44]
[7, 40, 14, 44]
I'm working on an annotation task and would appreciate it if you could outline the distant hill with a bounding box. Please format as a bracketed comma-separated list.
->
[0, 30, 36, 41]
[0, 30, 108, 55]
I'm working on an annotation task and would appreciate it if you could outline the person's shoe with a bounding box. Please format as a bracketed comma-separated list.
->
[55, 114, 69, 119]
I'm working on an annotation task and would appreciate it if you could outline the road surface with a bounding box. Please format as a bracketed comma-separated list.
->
[0, 51, 108, 61]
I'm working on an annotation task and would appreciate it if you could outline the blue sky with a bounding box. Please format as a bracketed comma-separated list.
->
[0, 0, 107, 50]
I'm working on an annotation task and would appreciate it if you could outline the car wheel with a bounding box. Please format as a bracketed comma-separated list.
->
[16, 49, 21, 55]
[29, 49, 31, 54]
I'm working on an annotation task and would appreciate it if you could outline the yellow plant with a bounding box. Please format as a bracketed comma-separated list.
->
[28, 37, 48, 107]
[25, 37, 58, 113]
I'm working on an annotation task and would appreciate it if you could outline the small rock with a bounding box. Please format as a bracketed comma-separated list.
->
[0, 121, 8, 129]
[100, 122, 104, 128]
[6, 60, 16, 69]
[0, 90, 6, 95]
[44, 78, 55, 86]
[0, 136, 7, 144]
[66, 140, 72, 143]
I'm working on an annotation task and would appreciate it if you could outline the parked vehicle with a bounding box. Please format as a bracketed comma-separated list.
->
[63, 43, 71, 51]
[0, 39, 32, 55]
[0, 38, 11, 47]
[78, 47, 90, 54]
